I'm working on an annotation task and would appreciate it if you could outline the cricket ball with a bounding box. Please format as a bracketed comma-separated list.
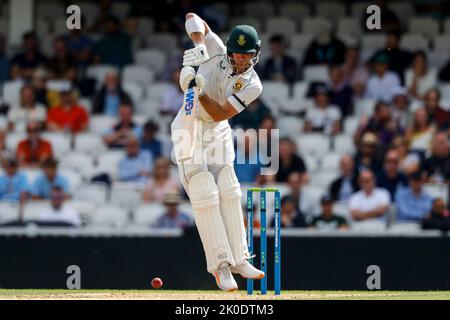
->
[151, 277, 163, 289]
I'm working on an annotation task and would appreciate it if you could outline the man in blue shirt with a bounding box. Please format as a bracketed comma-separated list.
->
[395, 171, 433, 222]
[118, 137, 153, 186]
[153, 192, 193, 229]
[0, 158, 30, 202]
[141, 120, 163, 160]
[32, 158, 70, 200]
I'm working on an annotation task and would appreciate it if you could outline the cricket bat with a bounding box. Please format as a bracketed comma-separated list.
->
[177, 69, 199, 161]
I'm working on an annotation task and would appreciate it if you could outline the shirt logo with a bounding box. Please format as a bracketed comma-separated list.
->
[237, 35, 246, 46]
[233, 79, 244, 92]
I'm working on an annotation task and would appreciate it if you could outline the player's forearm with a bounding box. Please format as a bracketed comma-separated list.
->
[199, 94, 228, 122]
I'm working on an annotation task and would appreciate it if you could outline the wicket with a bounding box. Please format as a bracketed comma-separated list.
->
[246, 187, 281, 295]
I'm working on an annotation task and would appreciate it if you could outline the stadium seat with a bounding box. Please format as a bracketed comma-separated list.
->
[146, 34, 178, 54]
[387, 1, 415, 28]
[73, 133, 107, 156]
[351, 220, 386, 233]
[73, 182, 109, 205]
[59, 169, 82, 193]
[400, 34, 429, 51]
[343, 116, 360, 136]
[76, 2, 99, 29]
[138, 17, 155, 35]
[36, 18, 50, 37]
[433, 35, 450, 51]
[280, 3, 311, 23]
[337, 18, 362, 36]
[110, 183, 143, 209]
[78, 97, 93, 113]
[265, 17, 297, 38]
[229, 17, 262, 33]
[138, 99, 160, 118]
[301, 17, 331, 34]
[354, 98, 376, 118]
[293, 81, 309, 100]
[5, 132, 26, 150]
[310, 170, 339, 188]
[302, 65, 329, 82]
[316, 2, 346, 24]
[146, 83, 173, 106]
[65, 199, 96, 225]
[96, 150, 126, 180]
[90, 205, 129, 229]
[122, 81, 144, 107]
[290, 33, 314, 52]
[302, 154, 319, 173]
[278, 116, 304, 140]
[86, 65, 118, 89]
[36, 1, 64, 22]
[89, 115, 116, 135]
[361, 34, 386, 51]
[134, 49, 167, 76]
[408, 17, 439, 39]
[41, 132, 71, 159]
[133, 203, 166, 226]
[320, 152, 342, 171]
[332, 201, 352, 223]
[444, 18, 450, 34]
[60, 152, 95, 179]
[439, 83, 450, 101]
[297, 133, 330, 157]
[333, 134, 356, 155]
[350, 1, 372, 17]
[111, 2, 131, 20]
[423, 183, 449, 204]
[122, 65, 155, 88]
[22, 200, 51, 222]
[260, 81, 290, 116]
[243, 2, 274, 23]
[2, 80, 24, 106]
[0, 201, 20, 224]
[53, 17, 69, 35]
[19, 168, 41, 186]
[387, 222, 421, 234]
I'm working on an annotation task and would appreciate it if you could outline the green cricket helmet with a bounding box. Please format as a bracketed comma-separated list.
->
[226, 25, 261, 67]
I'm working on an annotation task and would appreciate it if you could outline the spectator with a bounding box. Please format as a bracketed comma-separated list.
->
[234, 134, 263, 183]
[303, 21, 346, 66]
[16, 121, 53, 168]
[391, 137, 421, 175]
[7, 85, 47, 132]
[328, 154, 359, 202]
[342, 46, 370, 98]
[37, 186, 81, 227]
[143, 157, 180, 202]
[365, 53, 401, 103]
[10, 32, 47, 80]
[422, 198, 450, 232]
[355, 101, 400, 147]
[286, 172, 319, 223]
[31, 158, 70, 200]
[229, 99, 271, 130]
[102, 101, 142, 148]
[92, 69, 131, 116]
[438, 56, 450, 82]
[47, 36, 78, 80]
[276, 137, 307, 183]
[0, 128, 12, 164]
[161, 69, 184, 115]
[0, 157, 29, 203]
[395, 171, 433, 223]
[391, 87, 412, 132]
[0, 33, 9, 87]
[405, 50, 437, 101]
[370, 31, 412, 83]
[64, 28, 93, 69]
[270, 195, 307, 228]
[349, 169, 391, 221]
[93, 15, 133, 69]
[310, 195, 348, 230]
[261, 35, 296, 84]
[32, 68, 50, 107]
[353, 132, 383, 175]
[376, 149, 408, 200]
[421, 131, 450, 184]
[404, 108, 435, 155]
[152, 192, 193, 229]
[423, 88, 450, 131]
[328, 64, 354, 117]
[304, 86, 341, 135]
[118, 137, 153, 185]
[47, 83, 89, 133]
[141, 120, 163, 160]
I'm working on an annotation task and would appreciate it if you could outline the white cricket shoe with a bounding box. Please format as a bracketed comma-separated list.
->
[213, 263, 238, 292]
[230, 261, 265, 280]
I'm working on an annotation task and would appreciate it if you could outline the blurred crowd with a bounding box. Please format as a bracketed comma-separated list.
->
[0, 0, 448, 232]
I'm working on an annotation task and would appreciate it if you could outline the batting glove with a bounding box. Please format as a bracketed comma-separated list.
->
[183, 44, 209, 67]
[179, 66, 196, 92]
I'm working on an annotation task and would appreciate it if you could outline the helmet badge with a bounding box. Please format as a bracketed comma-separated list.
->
[237, 35, 246, 46]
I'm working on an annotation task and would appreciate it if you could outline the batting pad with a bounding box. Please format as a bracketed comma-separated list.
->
[188, 171, 235, 273]
[217, 165, 250, 266]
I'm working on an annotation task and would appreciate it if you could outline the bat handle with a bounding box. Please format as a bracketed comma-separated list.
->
[188, 66, 199, 89]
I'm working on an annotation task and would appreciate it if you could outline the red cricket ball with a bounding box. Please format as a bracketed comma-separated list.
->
[151, 277, 163, 289]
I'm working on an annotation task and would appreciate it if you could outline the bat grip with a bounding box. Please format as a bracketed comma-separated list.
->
[188, 66, 199, 89]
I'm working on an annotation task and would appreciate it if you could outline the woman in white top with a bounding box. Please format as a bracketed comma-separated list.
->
[404, 108, 435, 153]
[304, 86, 341, 136]
[8, 84, 47, 132]
[143, 157, 181, 202]
[405, 50, 437, 101]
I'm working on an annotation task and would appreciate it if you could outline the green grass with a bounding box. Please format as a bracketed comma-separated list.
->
[0, 289, 449, 300]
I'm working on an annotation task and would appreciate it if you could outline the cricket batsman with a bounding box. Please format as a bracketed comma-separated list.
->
[170, 13, 264, 291]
